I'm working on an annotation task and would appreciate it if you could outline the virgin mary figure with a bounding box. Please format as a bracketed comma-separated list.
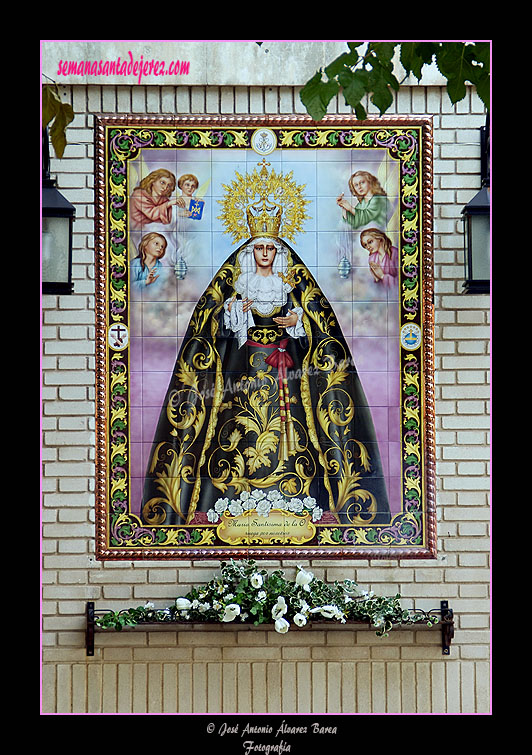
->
[141, 161, 390, 529]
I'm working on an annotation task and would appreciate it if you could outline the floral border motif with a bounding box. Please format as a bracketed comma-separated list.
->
[94, 115, 435, 560]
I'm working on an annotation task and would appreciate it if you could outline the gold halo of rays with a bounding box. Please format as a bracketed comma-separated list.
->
[217, 158, 310, 244]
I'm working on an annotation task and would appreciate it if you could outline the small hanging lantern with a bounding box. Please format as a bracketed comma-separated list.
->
[337, 255, 352, 279]
[337, 231, 352, 279]
[174, 256, 187, 280]
[461, 119, 490, 294]
[42, 128, 75, 295]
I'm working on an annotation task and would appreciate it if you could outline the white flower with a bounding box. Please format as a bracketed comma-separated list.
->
[225, 593, 235, 601]
[303, 496, 316, 509]
[207, 509, 219, 523]
[241, 496, 257, 510]
[228, 501, 244, 517]
[251, 489, 266, 500]
[312, 506, 323, 522]
[214, 498, 229, 514]
[295, 566, 314, 592]
[143, 601, 155, 610]
[373, 615, 385, 627]
[175, 598, 192, 611]
[222, 603, 241, 622]
[257, 590, 267, 602]
[267, 489, 282, 502]
[310, 605, 343, 620]
[293, 613, 307, 627]
[256, 500, 272, 517]
[272, 596, 288, 620]
[250, 573, 263, 589]
[299, 599, 310, 614]
[240, 490, 250, 501]
[288, 498, 303, 513]
[274, 617, 290, 634]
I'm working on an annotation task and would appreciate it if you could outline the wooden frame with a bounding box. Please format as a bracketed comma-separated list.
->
[94, 114, 435, 560]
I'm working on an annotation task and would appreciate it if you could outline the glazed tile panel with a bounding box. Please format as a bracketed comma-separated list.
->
[94, 116, 435, 559]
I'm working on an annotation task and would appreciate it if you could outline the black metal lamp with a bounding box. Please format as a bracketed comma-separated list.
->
[42, 128, 75, 295]
[461, 118, 490, 294]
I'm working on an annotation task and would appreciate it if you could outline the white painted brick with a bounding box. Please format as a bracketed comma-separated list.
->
[146, 86, 161, 112]
[443, 477, 489, 491]
[220, 86, 234, 112]
[459, 553, 489, 567]
[176, 86, 191, 113]
[458, 522, 489, 537]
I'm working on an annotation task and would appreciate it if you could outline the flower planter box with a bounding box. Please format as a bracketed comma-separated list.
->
[85, 601, 454, 656]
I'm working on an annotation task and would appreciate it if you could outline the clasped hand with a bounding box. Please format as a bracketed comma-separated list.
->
[227, 298, 298, 327]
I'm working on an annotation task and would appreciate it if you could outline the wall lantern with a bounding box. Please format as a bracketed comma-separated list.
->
[42, 129, 75, 295]
[461, 118, 490, 294]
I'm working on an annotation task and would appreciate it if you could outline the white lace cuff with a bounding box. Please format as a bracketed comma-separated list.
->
[285, 306, 306, 339]
[223, 299, 255, 348]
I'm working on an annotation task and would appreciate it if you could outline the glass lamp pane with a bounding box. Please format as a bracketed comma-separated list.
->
[42, 216, 70, 283]
[470, 214, 490, 280]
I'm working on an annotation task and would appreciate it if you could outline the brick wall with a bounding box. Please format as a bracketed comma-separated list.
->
[41, 82, 491, 714]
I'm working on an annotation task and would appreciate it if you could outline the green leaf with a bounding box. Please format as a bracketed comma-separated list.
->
[347, 42, 364, 54]
[299, 41, 489, 123]
[471, 42, 490, 70]
[370, 42, 398, 70]
[49, 100, 74, 159]
[340, 68, 368, 110]
[324, 47, 360, 79]
[445, 76, 467, 105]
[399, 42, 425, 80]
[368, 65, 394, 114]
[474, 72, 490, 109]
[415, 42, 439, 65]
[435, 42, 486, 105]
[354, 103, 367, 121]
[43, 83, 75, 158]
[42, 84, 61, 129]
[299, 71, 340, 121]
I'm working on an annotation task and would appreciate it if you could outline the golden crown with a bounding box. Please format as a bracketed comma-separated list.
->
[217, 159, 309, 244]
[246, 197, 282, 238]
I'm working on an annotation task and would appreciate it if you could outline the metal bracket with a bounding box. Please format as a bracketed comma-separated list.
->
[86, 601, 95, 656]
[440, 600, 455, 656]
